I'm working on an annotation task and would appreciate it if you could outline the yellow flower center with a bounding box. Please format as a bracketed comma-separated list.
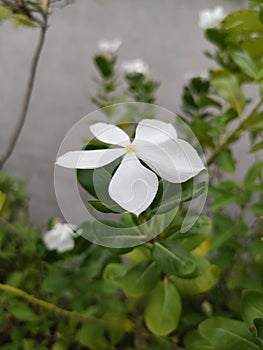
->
[125, 144, 136, 153]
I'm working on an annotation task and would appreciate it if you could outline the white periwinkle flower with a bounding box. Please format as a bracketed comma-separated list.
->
[121, 59, 149, 75]
[43, 223, 76, 253]
[97, 39, 122, 55]
[56, 119, 205, 216]
[198, 6, 225, 29]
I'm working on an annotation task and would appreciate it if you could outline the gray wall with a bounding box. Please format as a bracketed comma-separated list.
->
[0, 0, 246, 226]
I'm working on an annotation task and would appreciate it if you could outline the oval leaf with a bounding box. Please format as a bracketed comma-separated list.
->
[144, 278, 182, 336]
[242, 289, 263, 325]
[121, 259, 160, 297]
[153, 241, 196, 277]
[199, 317, 259, 350]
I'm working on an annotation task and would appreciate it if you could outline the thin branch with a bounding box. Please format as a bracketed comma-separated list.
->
[0, 3, 49, 169]
[207, 98, 263, 166]
[0, 283, 107, 324]
[0, 216, 20, 235]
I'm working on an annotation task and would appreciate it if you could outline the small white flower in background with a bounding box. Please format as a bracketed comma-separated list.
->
[198, 6, 225, 29]
[43, 223, 77, 253]
[97, 38, 122, 55]
[56, 119, 205, 216]
[121, 59, 149, 75]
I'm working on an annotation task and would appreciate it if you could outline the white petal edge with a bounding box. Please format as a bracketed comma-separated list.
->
[90, 123, 130, 147]
[135, 139, 205, 183]
[56, 148, 126, 169]
[108, 153, 158, 216]
[134, 119, 178, 146]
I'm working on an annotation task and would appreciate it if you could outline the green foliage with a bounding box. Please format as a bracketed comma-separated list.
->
[1, 1, 263, 349]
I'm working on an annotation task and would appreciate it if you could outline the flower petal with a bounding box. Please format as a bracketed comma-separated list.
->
[57, 235, 74, 253]
[135, 139, 205, 183]
[90, 123, 130, 147]
[134, 119, 177, 144]
[108, 153, 158, 216]
[56, 148, 126, 169]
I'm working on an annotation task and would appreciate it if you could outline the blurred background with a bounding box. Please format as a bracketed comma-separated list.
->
[0, 0, 246, 226]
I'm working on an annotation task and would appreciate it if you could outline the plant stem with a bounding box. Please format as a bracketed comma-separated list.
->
[0, 283, 106, 324]
[0, 216, 20, 235]
[207, 98, 263, 166]
[0, 4, 49, 169]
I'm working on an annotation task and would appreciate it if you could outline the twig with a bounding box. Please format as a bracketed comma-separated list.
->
[0, 282, 107, 324]
[0, 2, 50, 169]
[0, 216, 20, 235]
[207, 98, 263, 166]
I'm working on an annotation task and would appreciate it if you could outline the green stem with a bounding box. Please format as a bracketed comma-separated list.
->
[0, 216, 20, 236]
[0, 283, 106, 324]
[207, 98, 263, 166]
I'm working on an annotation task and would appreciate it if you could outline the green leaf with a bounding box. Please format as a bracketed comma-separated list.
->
[153, 241, 196, 277]
[252, 202, 263, 216]
[184, 330, 215, 350]
[103, 263, 129, 287]
[77, 152, 123, 213]
[199, 317, 259, 350]
[144, 278, 182, 336]
[210, 213, 235, 251]
[244, 162, 263, 186]
[0, 191, 6, 212]
[222, 9, 263, 37]
[175, 216, 212, 252]
[211, 70, 246, 114]
[171, 265, 220, 296]
[242, 290, 263, 325]
[94, 55, 114, 78]
[230, 48, 258, 79]
[254, 318, 263, 342]
[13, 14, 36, 27]
[8, 301, 38, 322]
[250, 140, 263, 152]
[256, 68, 263, 81]
[121, 259, 160, 297]
[0, 7, 11, 24]
[217, 148, 236, 173]
[89, 200, 120, 213]
[76, 322, 108, 350]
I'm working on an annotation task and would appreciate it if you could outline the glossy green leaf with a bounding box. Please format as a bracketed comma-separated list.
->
[121, 259, 160, 297]
[230, 48, 258, 79]
[184, 330, 215, 350]
[242, 290, 263, 325]
[199, 317, 259, 350]
[211, 70, 245, 114]
[171, 265, 220, 296]
[153, 241, 196, 277]
[144, 278, 181, 336]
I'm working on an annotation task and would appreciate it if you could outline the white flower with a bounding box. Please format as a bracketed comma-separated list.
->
[121, 59, 149, 75]
[43, 223, 76, 253]
[56, 119, 205, 216]
[97, 39, 122, 55]
[198, 6, 225, 29]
